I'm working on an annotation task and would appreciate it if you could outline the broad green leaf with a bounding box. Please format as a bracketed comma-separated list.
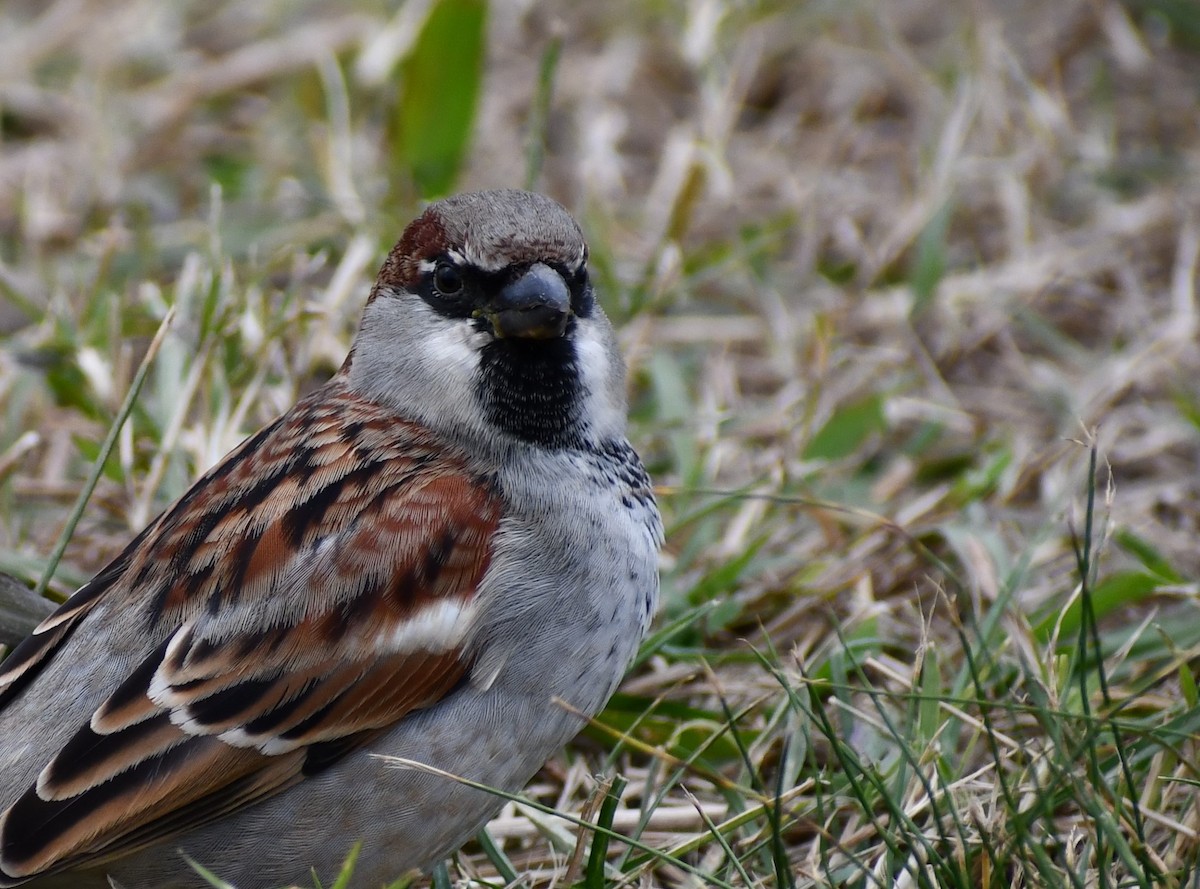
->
[917, 643, 942, 746]
[803, 394, 886, 461]
[1114, 529, 1184, 583]
[909, 200, 951, 314]
[1034, 570, 1162, 643]
[392, 0, 487, 198]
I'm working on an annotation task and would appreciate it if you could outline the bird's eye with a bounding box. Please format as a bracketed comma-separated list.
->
[434, 263, 464, 296]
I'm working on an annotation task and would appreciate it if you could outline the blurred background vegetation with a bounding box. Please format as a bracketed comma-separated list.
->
[2, 0, 1200, 886]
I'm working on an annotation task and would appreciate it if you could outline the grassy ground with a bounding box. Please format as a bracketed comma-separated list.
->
[2, 0, 1200, 886]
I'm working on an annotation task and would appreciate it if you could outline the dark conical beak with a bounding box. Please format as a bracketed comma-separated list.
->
[488, 263, 571, 339]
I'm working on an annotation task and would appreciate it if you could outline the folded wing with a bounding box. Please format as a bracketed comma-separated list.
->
[0, 382, 501, 883]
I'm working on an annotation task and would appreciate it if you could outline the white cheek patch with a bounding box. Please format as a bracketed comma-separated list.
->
[423, 320, 487, 369]
[574, 326, 624, 438]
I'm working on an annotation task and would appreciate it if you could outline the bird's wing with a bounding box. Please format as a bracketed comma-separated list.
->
[0, 380, 501, 883]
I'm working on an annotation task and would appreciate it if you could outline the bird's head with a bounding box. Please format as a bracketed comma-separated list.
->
[344, 190, 627, 452]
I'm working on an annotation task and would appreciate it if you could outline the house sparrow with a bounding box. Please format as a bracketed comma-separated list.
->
[0, 190, 662, 888]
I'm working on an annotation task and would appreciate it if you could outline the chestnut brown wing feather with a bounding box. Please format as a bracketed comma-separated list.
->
[0, 380, 501, 883]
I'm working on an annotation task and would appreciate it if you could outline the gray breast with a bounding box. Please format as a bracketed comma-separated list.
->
[470, 440, 661, 719]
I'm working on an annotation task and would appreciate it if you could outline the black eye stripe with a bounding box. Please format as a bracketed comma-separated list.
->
[415, 255, 594, 319]
[561, 264, 593, 318]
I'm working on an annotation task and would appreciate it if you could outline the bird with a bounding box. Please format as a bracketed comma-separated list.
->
[0, 189, 662, 888]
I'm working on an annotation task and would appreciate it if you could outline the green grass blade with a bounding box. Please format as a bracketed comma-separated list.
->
[475, 826, 519, 884]
[583, 774, 625, 888]
[34, 308, 175, 598]
[524, 32, 562, 191]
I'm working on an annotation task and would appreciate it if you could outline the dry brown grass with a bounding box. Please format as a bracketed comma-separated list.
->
[2, 0, 1200, 886]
